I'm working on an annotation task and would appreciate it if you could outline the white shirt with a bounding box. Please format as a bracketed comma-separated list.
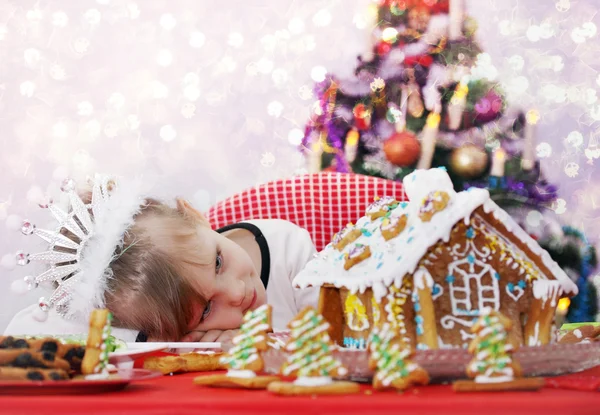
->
[4, 219, 319, 340]
[243, 219, 319, 331]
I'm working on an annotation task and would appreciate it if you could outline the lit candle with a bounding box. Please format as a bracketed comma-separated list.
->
[522, 109, 539, 171]
[344, 128, 360, 163]
[449, 0, 465, 41]
[447, 81, 468, 130]
[308, 137, 323, 173]
[490, 147, 506, 177]
[396, 86, 409, 132]
[417, 111, 440, 169]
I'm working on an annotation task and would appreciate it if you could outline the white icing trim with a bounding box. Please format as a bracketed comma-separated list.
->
[226, 370, 256, 378]
[293, 376, 333, 386]
[532, 279, 563, 307]
[414, 267, 434, 289]
[505, 284, 524, 302]
[431, 283, 444, 301]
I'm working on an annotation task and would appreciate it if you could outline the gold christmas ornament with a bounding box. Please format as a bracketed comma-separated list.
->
[408, 6, 431, 33]
[449, 145, 489, 179]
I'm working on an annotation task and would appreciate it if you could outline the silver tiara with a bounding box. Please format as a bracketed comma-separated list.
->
[7, 174, 147, 323]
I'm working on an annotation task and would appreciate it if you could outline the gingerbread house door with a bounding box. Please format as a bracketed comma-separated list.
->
[440, 254, 501, 344]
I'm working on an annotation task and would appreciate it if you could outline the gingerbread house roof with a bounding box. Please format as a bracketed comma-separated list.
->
[293, 168, 578, 302]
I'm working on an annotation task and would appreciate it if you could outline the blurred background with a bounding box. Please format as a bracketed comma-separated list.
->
[0, 0, 598, 331]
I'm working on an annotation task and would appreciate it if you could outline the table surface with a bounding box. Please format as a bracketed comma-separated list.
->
[1, 367, 599, 415]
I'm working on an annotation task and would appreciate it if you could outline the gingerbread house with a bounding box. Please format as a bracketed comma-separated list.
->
[293, 168, 578, 350]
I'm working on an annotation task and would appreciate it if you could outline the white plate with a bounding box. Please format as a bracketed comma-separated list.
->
[124, 342, 222, 354]
[108, 344, 166, 367]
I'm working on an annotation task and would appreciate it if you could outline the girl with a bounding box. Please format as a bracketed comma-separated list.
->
[4, 177, 319, 344]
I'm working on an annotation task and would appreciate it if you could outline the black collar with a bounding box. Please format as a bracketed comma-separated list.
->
[216, 222, 271, 290]
[136, 222, 271, 343]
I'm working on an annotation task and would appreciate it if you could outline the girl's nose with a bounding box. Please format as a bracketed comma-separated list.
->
[229, 279, 246, 307]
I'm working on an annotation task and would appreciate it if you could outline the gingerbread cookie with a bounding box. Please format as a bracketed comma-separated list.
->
[81, 309, 113, 376]
[558, 325, 600, 344]
[0, 350, 71, 372]
[368, 324, 429, 391]
[343, 243, 371, 270]
[453, 308, 542, 392]
[268, 307, 360, 396]
[366, 196, 398, 220]
[145, 352, 224, 375]
[418, 190, 450, 222]
[332, 225, 362, 251]
[0, 366, 69, 381]
[195, 305, 279, 389]
[194, 373, 280, 389]
[380, 214, 408, 241]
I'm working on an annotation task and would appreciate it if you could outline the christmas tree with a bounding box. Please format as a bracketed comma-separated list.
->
[280, 307, 347, 379]
[465, 308, 521, 383]
[367, 323, 429, 390]
[454, 308, 544, 391]
[220, 304, 271, 372]
[300, 0, 597, 321]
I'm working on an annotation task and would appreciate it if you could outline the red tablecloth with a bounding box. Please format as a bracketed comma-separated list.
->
[1, 367, 599, 415]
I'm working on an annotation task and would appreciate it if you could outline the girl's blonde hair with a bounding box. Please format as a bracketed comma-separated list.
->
[103, 199, 211, 341]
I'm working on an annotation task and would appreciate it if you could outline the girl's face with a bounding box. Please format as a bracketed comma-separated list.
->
[184, 226, 267, 334]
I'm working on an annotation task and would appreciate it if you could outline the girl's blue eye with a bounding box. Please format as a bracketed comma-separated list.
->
[216, 251, 223, 273]
[202, 301, 212, 321]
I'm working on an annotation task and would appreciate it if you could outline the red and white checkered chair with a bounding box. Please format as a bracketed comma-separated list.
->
[205, 172, 407, 251]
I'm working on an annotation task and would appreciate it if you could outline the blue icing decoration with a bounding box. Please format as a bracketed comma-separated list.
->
[414, 303, 421, 312]
[396, 256, 402, 261]
[408, 226, 414, 233]
[518, 280, 526, 289]
[438, 166, 447, 172]
[400, 202, 409, 208]
[467, 254, 475, 264]
[432, 284, 440, 295]
[494, 272, 500, 280]
[466, 227, 475, 239]
[360, 229, 372, 237]
[376, 262, 383, 269]
[407, 236, 414, 243]
[446, 274, 455, 283]
[415, 315, 424, 324]
[416, 326, 424, 335]
[507, 282, 515, 292]
[416, 343, 429, 350]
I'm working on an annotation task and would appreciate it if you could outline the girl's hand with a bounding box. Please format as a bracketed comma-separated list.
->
[181, 329, 240, 344]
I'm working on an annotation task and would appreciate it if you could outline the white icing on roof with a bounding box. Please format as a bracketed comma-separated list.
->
[293, 168, 578, 300]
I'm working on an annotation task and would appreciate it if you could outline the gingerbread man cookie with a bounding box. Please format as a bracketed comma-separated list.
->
[145, 352, 225, 375]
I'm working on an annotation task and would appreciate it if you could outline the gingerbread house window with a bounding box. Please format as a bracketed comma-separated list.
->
[447, 256, 500, 316]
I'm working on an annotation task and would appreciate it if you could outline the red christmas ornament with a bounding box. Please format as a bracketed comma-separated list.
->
[353, 103, 372, 130]
[404, 54, 434, 68]
[376, 41, 392, 57]
[383, 131, 421, 167]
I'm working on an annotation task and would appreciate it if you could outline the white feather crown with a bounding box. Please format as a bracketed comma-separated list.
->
[9, 174, 147, 323]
